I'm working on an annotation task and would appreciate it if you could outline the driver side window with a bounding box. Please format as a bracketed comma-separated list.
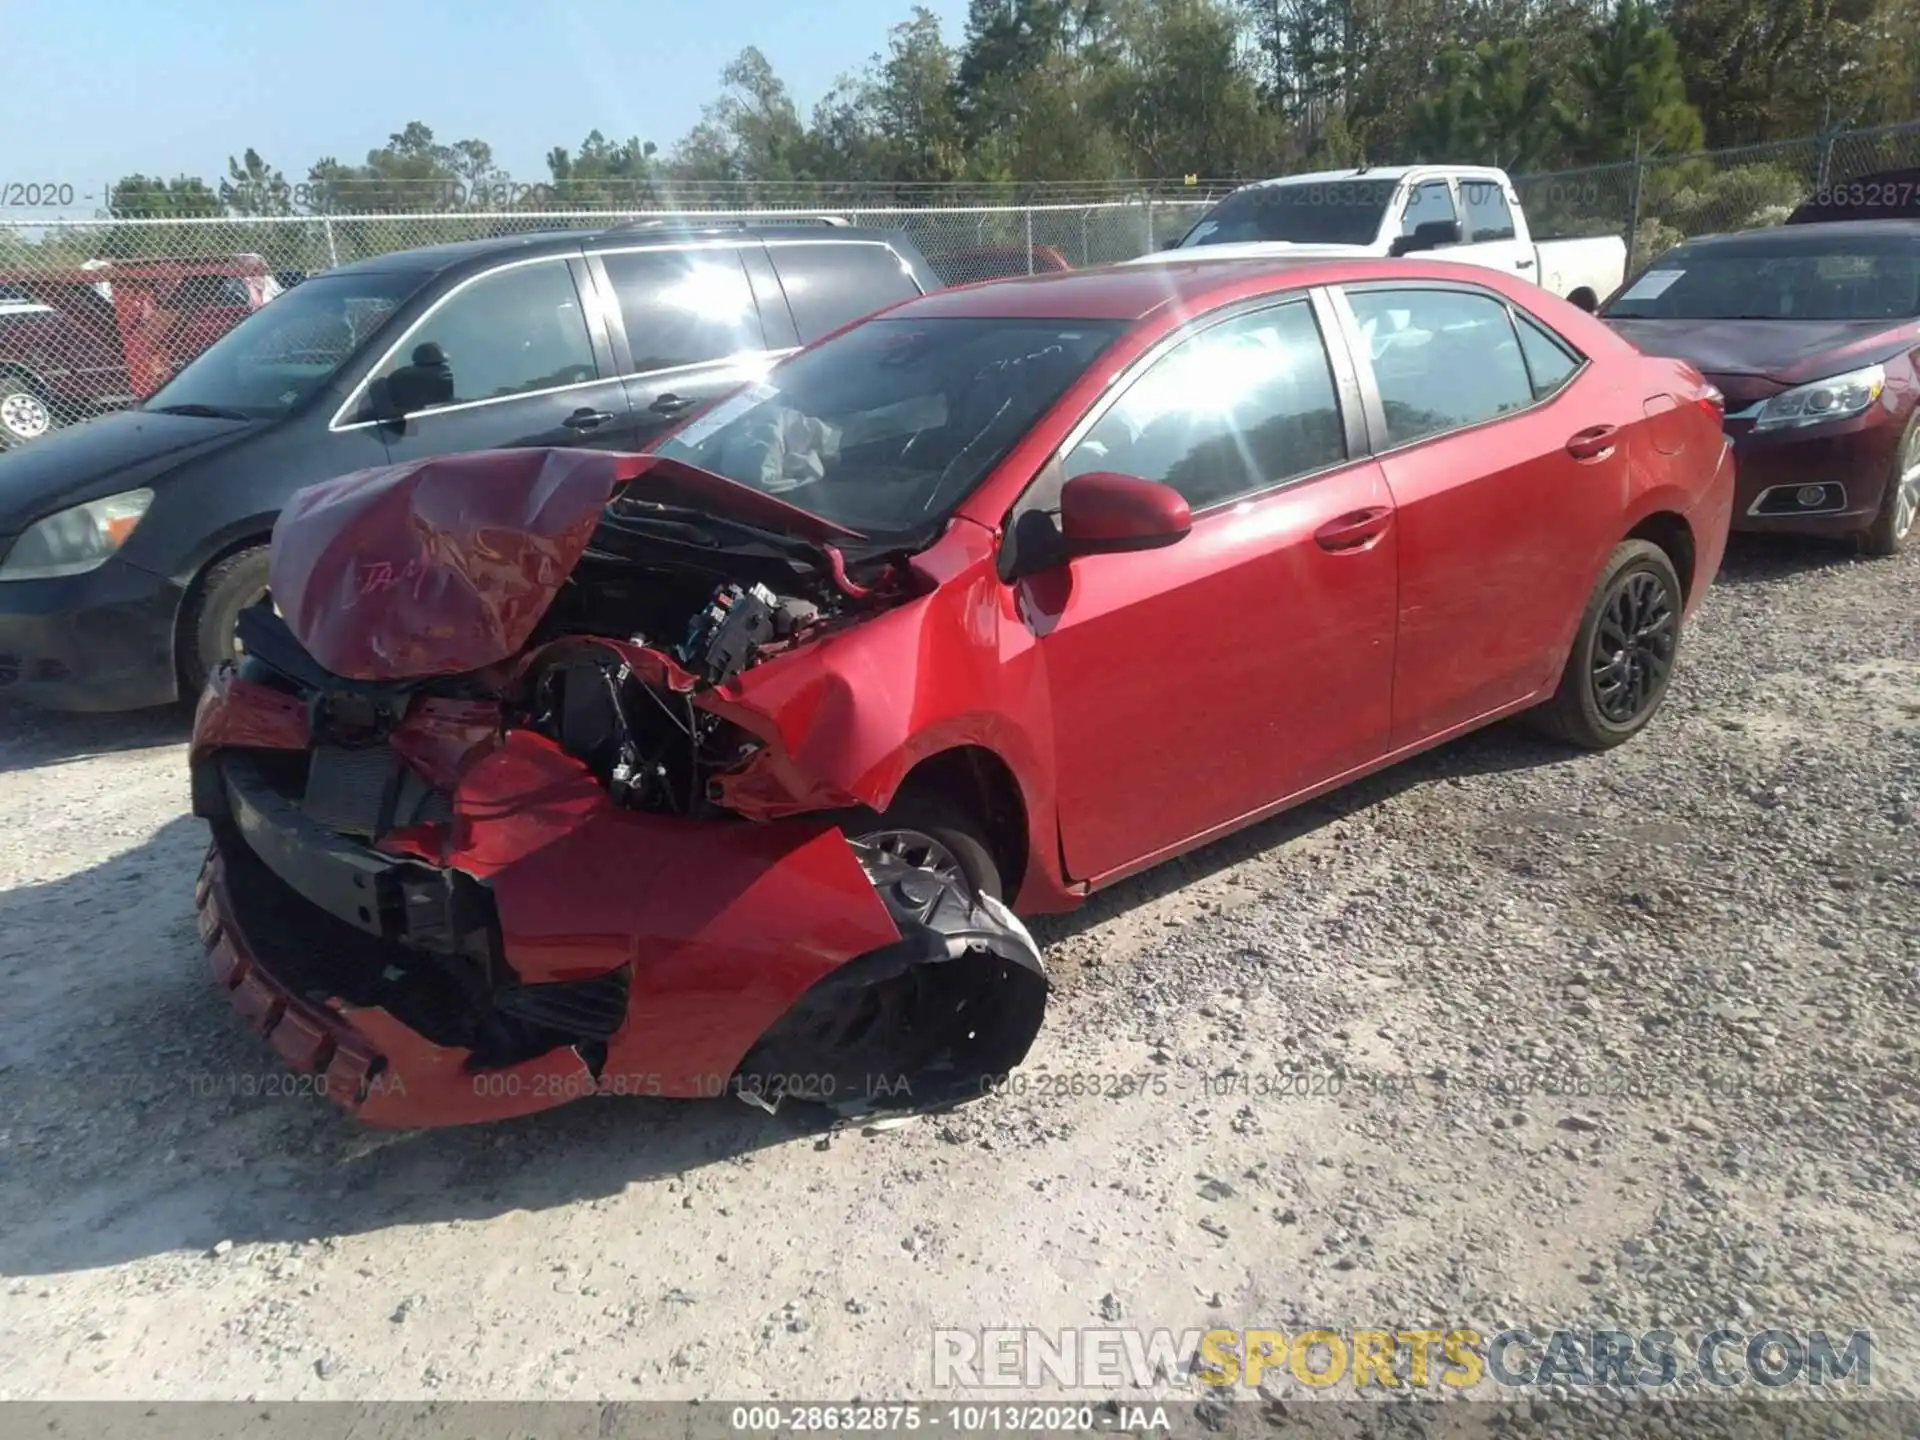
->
[379, 260, 596, 408]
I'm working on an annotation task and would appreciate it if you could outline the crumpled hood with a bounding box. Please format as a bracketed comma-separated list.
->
[269, 447, 860, 682]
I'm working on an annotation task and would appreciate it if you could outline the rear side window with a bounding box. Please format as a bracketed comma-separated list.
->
[1513, 312, 1581, 398]
[1346, 288, 1535, 446]
[1064, 300, 1347, 510]
[599, 248, 767, 373]
[1461, 180, 1517, 242]
[770, 243, 924, 343]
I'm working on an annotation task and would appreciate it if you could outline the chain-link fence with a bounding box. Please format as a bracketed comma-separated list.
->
[0, 200, 1221, 444]
[2, 119, 1916, 447]
[1514, 119, 1920, 267]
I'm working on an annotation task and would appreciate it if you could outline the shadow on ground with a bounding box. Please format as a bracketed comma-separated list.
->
[0, 710, 1582, 1279]
[0, 699, 192, 776]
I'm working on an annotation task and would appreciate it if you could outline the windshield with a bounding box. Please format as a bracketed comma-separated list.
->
[652, 316, 1125, 538]
[1177, 180, 1398, 248]
[1604, 240, 1920, 322]
[145, 270, 427, 419]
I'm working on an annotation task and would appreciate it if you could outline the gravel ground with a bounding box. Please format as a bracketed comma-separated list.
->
[0, 534, 1915, 1421]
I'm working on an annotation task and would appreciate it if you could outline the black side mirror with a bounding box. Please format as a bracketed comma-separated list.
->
[1391, 219, 1464, 256]
[371, 342, 454, 420]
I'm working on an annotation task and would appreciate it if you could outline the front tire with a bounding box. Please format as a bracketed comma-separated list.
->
[1530, 539, 1682, 750]
[1860, 414, 1920, 559]
[179, 546, 270, 698]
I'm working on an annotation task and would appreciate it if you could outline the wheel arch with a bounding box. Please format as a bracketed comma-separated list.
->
[1624, 509, 1696, 604]
[890, 744, 1032, 906]
[171, 525, 275, 690]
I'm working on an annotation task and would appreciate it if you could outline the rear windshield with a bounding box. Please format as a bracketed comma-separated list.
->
[1603, 237, 1920, 321]
[1177, 180, 1398, 248]
[654, 316, 1125, 539]
[144, 270, 428, 419]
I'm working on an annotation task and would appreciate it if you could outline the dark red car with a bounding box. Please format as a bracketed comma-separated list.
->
[0, 256, 278, 445]
[189, 257, 1734, 1128]
[1602, 220, 1920, 555]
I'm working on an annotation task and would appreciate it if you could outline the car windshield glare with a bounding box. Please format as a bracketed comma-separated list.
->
[1179, 181, 1399, 248]
[653, 316, 1125, 538]
[145, 271, 426, 419]
[1604, 241, 1920, 322]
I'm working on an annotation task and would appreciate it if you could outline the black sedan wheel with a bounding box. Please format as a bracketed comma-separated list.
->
[1530, 539, 1683, 750]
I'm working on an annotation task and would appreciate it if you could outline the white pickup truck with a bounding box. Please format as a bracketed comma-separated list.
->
[1128, 164, 1627, 312]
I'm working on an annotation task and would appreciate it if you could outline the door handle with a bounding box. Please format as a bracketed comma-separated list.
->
[650, 393, 695, 416]
[1565, 424, 1618, 461]
[563, 407, 615, 431]
[1314, 506, 1393, 552]
[1515, 257, 1535, 270]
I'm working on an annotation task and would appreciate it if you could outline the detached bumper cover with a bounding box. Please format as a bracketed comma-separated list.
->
[194, 725, 1047, 1128]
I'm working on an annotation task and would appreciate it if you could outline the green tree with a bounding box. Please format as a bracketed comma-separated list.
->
[668, 48, 811, 184]
[547, 131, 661, 206]
[305, 121, 499, 211]
[220, 148, 294, 215]
[1098, 0, 1285, 176]
[1406, 37, 1569, 172]
[1667, 0, 1881, 144]
[106, 174, 222, 218]
[1564, 0, 1704, 163]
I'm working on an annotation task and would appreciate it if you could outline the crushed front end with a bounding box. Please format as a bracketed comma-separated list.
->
[188, 449, 1047, 1128]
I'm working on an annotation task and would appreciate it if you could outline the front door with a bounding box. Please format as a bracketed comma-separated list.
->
[358, 253, 636, 462]
[1020, 296, 1399, 885]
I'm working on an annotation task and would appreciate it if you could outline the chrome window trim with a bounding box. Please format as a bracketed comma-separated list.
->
[328, 251, 595, 433]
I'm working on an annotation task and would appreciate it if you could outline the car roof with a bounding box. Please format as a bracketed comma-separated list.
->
[890, 256, 1496, 323]
[1228, 164, 1509, 191]
[329, 221, 910, 277]
[1670, 219, 1920, 251]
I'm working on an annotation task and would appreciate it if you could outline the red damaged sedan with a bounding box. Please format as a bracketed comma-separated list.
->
[188, 258, 1734, 1128]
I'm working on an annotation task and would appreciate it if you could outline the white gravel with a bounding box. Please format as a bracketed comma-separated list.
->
[1, 535, 1915, 1412]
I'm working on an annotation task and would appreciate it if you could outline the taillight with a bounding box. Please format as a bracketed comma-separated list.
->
[1697, 384, 1725, 419]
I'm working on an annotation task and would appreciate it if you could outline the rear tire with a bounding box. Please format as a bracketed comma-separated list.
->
[1529, 540, 1682, 751]
[1860, 414, 1920, 559]
[179, 546, 270, 698]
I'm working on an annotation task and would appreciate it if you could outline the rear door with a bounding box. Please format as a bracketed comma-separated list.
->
[763, 240, 928, 344]
[1018, 293, 1399, 884]
[587, 243, 784, 450]
[1331, 282, 1629, 748]
[344, 251, 636, 463]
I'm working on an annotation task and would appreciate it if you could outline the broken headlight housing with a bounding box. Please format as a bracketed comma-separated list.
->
[1751, 364, 1885, 432]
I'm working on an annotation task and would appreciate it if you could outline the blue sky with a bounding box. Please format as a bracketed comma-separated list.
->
[3, 0, 971, 214]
